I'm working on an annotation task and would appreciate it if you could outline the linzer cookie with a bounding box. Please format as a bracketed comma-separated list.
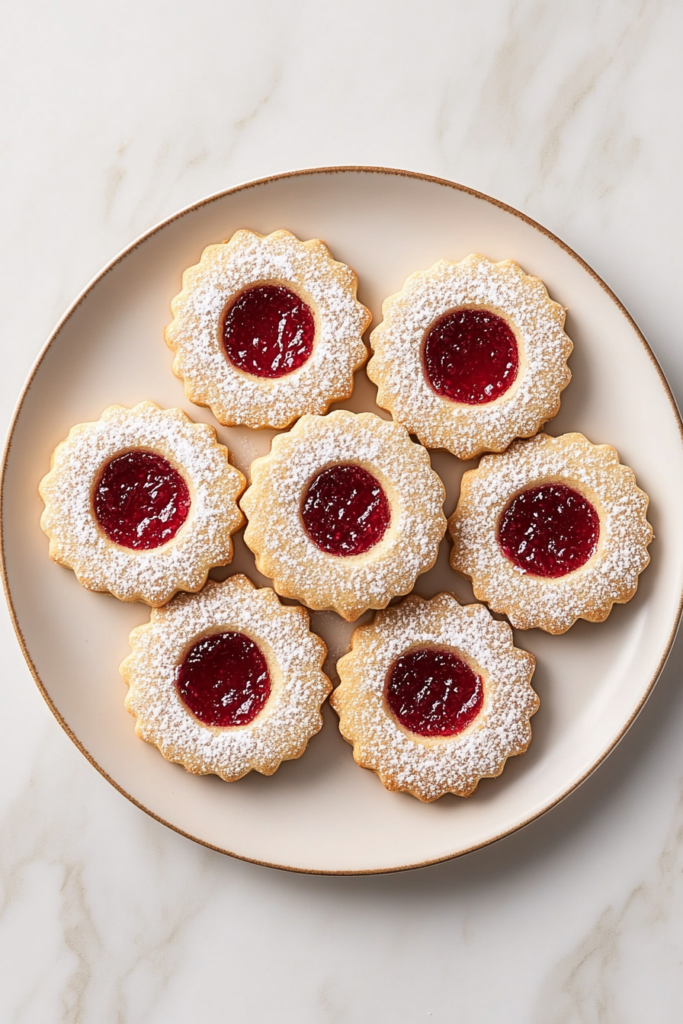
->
[241, 410, 447, 621]
[165, 228, 371, 429]
[121, 575, 331, 781]
[39, 402, 245, 607]
[330, 592, 538, 801]
[449, 432, 653, 633]
[367, 254, 572, 459]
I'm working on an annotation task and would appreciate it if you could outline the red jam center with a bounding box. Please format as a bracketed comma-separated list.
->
[498, 483, 600, 578]
[222, 284, 315, 378]
[176, 631, 271, 728]
[301, 463, 391, 557]
[423, 307, 519, 404]
[94, 450, 190, 550]
[386, 648, 484, 737]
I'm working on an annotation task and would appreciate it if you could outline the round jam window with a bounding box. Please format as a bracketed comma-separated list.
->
[222, 284, 315, 378]
[301, 463, 391, 557]
[175, 631, 271, 728]
[386, 647, 484, 737]
[423, 307, 519, 404]
[94, 450, 190, 550]
[497, 483, 600, 578]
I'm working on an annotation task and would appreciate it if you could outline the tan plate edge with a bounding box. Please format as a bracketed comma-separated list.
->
[2, 164, 683, 875]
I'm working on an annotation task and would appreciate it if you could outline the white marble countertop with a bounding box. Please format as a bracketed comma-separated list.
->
[3, 1, 683, 1020]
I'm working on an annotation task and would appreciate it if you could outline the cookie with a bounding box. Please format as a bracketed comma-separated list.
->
[165, 228, 371, 429]
[330, 592, 538, 801]
[121, 575, 331, 781]
[368, 254, 572, 459]
[39, 401, 245, 606]
[241, 410, 447, 621]
[448, 432, 653, 633]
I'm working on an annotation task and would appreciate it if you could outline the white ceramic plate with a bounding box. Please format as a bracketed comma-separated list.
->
[3, 167, 682, 874]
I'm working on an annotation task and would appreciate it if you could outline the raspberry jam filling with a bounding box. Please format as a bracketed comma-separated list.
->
[176, 631, 271, 728]
[301, 463, 391, 557]
[423, 307, 519, 405]
[222, 284, 315, 378]
[498, 483, 600, 578]
[386, 647, 484, 737]
[94, 450, 190, 550]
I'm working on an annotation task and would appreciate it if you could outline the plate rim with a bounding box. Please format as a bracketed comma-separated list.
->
[2, 163, 682, 875]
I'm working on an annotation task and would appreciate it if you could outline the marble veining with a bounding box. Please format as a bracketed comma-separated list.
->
[535, 782, 683, 1022]
[2, 0, 683, 1020]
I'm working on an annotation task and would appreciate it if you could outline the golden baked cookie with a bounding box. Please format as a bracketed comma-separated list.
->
[165, 228, 371, 429]
[449, 432, 653, 634]
[330, 592, 538, 801]
[241, 410, 447, 621]
[39, 401, 245, 607]
[367, 254, 572, 459]
[121, 575, 331, 781]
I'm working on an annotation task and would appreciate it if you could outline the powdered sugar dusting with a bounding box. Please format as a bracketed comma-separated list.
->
[368, 254, 572, 459]
[121, 575, 331, 780]
[332, 592, 538, 801]
[241, 411, 447, 621]
[450, 432, 653, 633]
[39, 402, 245, 606]
[165, 229, 371, 429]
